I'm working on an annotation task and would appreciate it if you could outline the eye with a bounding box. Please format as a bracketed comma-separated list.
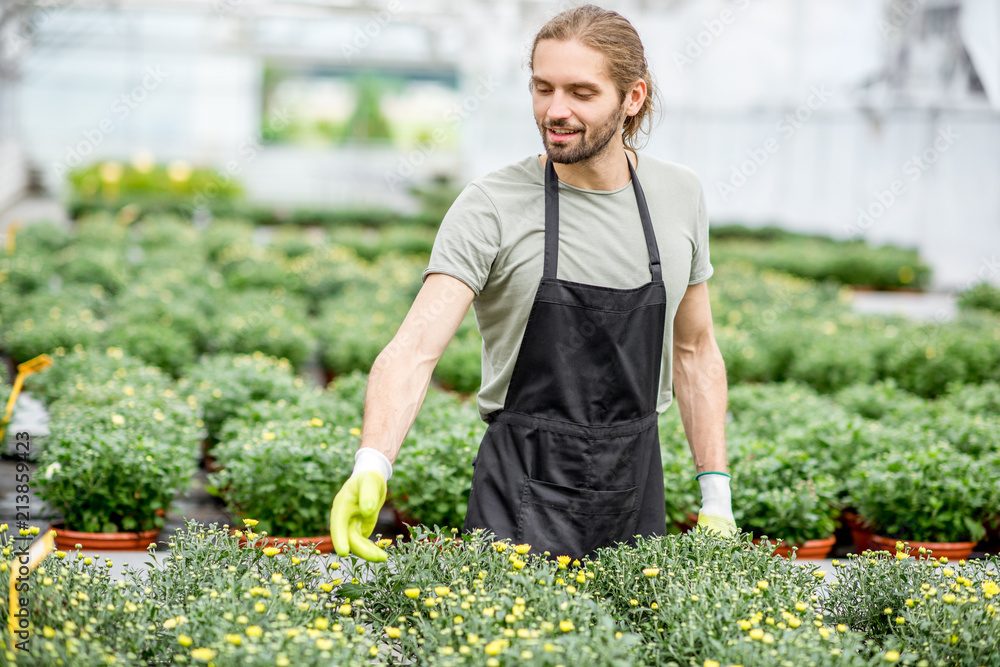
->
[535, 86, 552, 94]
[575, 92, 594, 99]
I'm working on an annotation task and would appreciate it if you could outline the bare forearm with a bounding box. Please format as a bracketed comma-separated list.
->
[359, 338, 436, 464]
[355, 274, 475, 465]
[673, 339, 728, 474]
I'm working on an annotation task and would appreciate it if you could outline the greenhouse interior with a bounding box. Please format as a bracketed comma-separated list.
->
[0, 0, 999, 665]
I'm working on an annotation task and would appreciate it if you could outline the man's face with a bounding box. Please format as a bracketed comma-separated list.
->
[531, 38, 628, 165]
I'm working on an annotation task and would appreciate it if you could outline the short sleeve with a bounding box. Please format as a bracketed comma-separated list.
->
[688, 180, 714, 285]
[422, 183, 501, 296]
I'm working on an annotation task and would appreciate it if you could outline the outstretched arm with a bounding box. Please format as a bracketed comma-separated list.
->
[361, 272, 475, 463]
[331, 273, 475, 560]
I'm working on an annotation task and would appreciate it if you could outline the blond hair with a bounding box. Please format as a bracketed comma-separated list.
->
[529, 4, 656, 149]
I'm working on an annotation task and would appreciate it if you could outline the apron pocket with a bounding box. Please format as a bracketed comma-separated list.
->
[516, 478, 639, 559]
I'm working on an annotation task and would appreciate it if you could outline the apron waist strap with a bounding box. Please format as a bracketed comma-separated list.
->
[486, 409, 659, 439]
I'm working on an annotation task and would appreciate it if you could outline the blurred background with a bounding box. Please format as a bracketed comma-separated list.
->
[0, 0, 997, 288]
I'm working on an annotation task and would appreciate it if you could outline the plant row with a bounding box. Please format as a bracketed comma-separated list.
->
[663, 379, 1000, 547]
[1, 522, 998, 665]
[11, 346, 999, 549]
[4, 215, 999, 399]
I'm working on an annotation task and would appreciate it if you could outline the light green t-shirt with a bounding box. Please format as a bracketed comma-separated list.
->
[423, 153, 713, 421]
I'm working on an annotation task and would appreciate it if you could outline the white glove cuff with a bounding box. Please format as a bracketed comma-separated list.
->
[697, 472, 732, 508]
[353, 448, 393, 482]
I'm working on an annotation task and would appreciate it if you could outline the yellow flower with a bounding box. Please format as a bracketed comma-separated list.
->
[749, 628, 764, 640]
[262, 431, 276, 440]
[738, 620, 751, 631]
[795, 602, 808, 612]
[982, 581, 999, 598]
[177, 635, 192, 647]
[757, 580, 769, 589]
[404, 588, 420, 599]
[314, 618, 330, 630]
[190, 648, 215, 661]
[377, 538, 392, 548]
[385, 626, 401, 638]
[276, 658, 290, 667]
[788, 617, 801, 629]
[434, 586, 451, 596]
[514, 544, 531, 555]
[225, 633, 242, 646]
[837, 624, 847, 633]
[885, 650, 900, 662]
[559, 620, 574, 632]
[895, 616, 905, 625]
[262, 547, 281, 557]
[246, 625, 263, 638]
[254, 602, 266, 613]
[642, 567, 660, 578]
[338, 603, 352, 616]
[349, 427, 361, 436]
[310, 418, 324, 426]
[818, 627, 831, 638]
[484, 639, 505, 655]
[557, 556, 571, 569]
[316, 638, 334, 651]
[942, 594, 956, 604]
[704, 661, 721, 667]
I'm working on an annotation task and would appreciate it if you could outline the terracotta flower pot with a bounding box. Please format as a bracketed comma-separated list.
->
[870, 534, 978, 560]
[753, 536, 836, 560]
[842, 510, 878, 554]
[236, 532, 333, 554]
[48, 521, 161, 551]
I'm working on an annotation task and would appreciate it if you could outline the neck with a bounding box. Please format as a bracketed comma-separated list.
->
[541, 142, 636, 191]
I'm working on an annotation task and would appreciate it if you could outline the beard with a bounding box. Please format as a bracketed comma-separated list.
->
[538, 103, 627, 165]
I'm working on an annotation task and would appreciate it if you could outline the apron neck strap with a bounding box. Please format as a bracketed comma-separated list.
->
[543, 155, 662, 282]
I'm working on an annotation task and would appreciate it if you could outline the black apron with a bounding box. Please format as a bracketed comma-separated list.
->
[463, 155, 668, 559]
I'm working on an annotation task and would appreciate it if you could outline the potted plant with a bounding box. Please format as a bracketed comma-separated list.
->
[177, 352, 303, 467]
[37, 384, 200, 550]
[390, 388, 484, 530]
[730, 441, 841, 559]
[206, 412, 358, 552]
[847, 443, 990, 559]
[658, 409, 700, 532]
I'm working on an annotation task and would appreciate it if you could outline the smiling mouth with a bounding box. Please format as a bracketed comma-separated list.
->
[547, 127, 581, 141]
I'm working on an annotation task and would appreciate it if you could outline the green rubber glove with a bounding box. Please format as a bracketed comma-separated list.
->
[330, 470, 388, 562]
[695, 471, 738, 538]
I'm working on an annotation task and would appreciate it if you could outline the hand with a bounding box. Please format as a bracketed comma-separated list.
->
[330, 471, 388, 562]
[696, 471, 737, 538]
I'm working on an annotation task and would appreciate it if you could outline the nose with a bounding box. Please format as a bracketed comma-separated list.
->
[546, 91, 572, 122]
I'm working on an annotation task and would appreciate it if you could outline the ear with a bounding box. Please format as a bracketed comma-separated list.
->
[624, 78, 646, 117]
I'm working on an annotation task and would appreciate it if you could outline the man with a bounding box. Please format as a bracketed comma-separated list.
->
[331, 4, 736, 562]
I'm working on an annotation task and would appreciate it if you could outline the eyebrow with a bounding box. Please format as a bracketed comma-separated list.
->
[530, 76, 602, 92]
